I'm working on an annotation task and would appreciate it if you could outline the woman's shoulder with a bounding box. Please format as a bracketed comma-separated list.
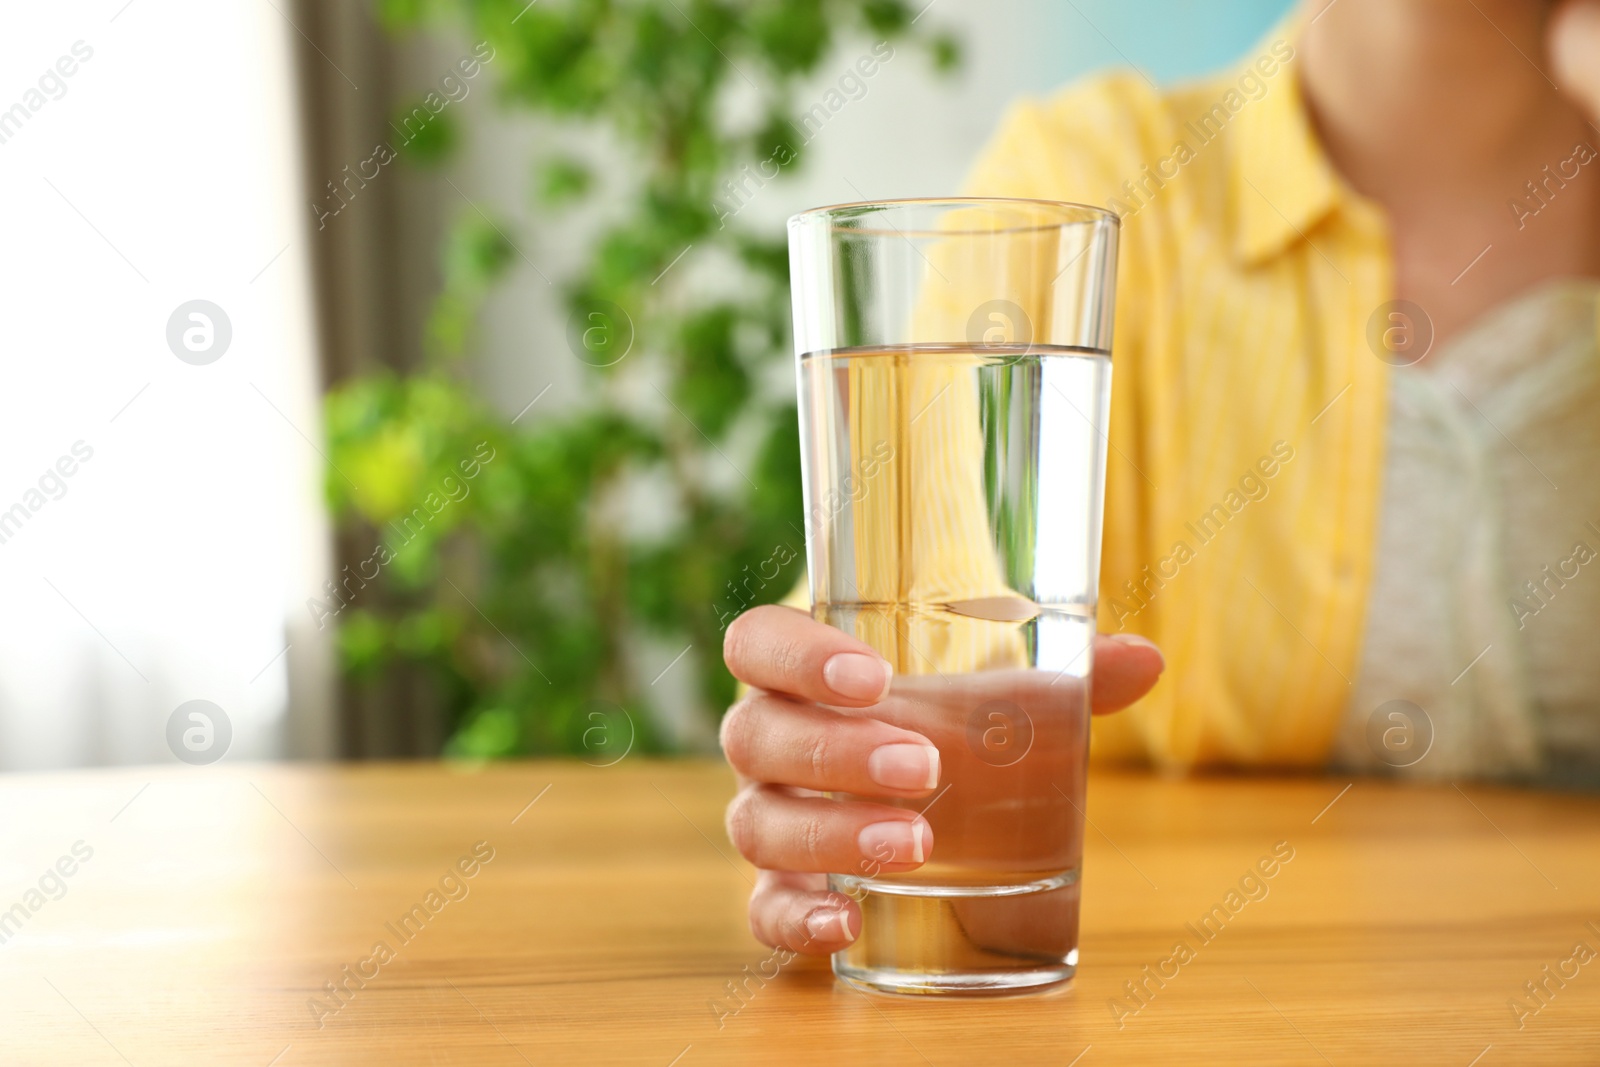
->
[965, 43, 1301, 222]
[963, 71, 1182, 205]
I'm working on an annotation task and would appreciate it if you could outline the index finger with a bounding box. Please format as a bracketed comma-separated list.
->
[724, 604, 893, 708]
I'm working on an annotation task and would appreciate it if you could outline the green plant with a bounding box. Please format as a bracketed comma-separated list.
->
[324, 0, 958, 757]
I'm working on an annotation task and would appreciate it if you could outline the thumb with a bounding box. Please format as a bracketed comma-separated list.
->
[1549, 0, 1600, 124]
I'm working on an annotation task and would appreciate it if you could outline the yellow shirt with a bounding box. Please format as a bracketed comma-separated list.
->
[956, 32, 1394, 768]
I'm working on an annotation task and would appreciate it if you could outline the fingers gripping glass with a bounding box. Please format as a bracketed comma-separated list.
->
[788, 198, 1119, 995]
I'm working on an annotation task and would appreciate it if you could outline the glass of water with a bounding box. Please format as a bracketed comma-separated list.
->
[787, 198, 1119, 995]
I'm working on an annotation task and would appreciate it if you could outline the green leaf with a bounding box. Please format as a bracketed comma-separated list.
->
[861, 0, 913, 36]
[535, 157, 593, 204]
[338, 610, 390, 677]
[443, 214, 517, 290]
[332, 0, 962, 758]
[376, 0, 437, 32]
[751, 0, 832, 73]
[445, 705, 521, 758]
[394, 102, 459, 163]
[671, 305, 750, 438]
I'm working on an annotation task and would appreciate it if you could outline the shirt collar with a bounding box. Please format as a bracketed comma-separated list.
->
[1227, 26, 1346, 266]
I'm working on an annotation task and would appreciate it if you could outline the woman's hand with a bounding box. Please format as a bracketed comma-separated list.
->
[1550, 1, 1600, 123]
[718, 604, 1164, 956]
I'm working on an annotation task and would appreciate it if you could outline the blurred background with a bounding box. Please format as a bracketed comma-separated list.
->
[0, 0, 1292, 771]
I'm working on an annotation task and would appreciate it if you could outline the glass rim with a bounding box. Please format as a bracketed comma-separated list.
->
[788, 196, 1120, 237]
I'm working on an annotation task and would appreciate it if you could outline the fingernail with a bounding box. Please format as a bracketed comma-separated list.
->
[858, 818, 931, 865]
[867, 743, 940, 791]
[823, 652, 892, 702]
[1111, 632, 1165, 670]
[804, 907, 856, 943]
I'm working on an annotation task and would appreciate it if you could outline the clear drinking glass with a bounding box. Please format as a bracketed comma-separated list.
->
[787, 198, 1119, 995]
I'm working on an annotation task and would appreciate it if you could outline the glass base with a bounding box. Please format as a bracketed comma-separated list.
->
[830, 871, 1080, 997]
[834, 959, 1078, 997]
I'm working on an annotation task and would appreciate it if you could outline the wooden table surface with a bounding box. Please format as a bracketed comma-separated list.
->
[2, 760, 1598, 1065]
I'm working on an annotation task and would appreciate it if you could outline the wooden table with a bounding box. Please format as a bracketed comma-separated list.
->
[3, 761, 1598, 1065]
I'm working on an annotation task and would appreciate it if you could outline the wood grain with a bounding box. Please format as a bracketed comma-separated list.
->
[1, 761, 1597, 1065]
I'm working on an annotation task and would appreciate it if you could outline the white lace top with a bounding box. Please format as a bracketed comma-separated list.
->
[1334, 281, 1600, 785]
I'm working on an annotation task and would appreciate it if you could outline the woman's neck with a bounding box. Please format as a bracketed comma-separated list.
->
[1299, 0, 1600, 348]
[1300, 0, 1584, 200]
